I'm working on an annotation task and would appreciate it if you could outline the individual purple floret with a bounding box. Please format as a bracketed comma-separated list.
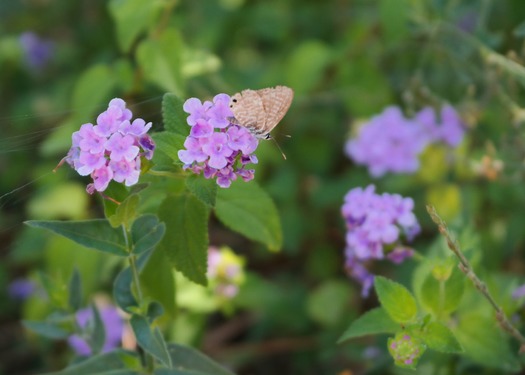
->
[67, 304, 124, 356]
[342, 185, 420, 296]
[19, 32, 54, 71]
[345, 105, 465, 178]
[178, 94, 259, 188]
[65, 98, 155, 194]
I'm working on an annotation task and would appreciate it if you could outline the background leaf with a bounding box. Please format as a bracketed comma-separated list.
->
[68, 268, 82, 311]
[162, 93, 189, 136]
[130, 314, 172, 368]
[131, 214, 166, 255]
[338, 307, 399, 343]
[421, 321, 463, 354]
[40, 350, 140, 375]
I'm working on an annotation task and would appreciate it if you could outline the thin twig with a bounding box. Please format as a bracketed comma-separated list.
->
[426, 205, 525, 353]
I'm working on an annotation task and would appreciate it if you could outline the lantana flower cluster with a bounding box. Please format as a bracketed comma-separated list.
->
[388, 333, 426, 369]
[178, 94, 259, 188]
[207, 246, 245, 299]
[342, 185, 420, 296]
[345, 105, 465, 177]
[66, 98, 155, 194]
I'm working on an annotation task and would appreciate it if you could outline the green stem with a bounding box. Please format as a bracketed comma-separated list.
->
[426, 205, 525, 353]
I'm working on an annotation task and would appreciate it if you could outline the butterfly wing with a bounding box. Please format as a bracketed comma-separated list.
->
[229, 89, 265, 134]
[258, 86, 294, 135]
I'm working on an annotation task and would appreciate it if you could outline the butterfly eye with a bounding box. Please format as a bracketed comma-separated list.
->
[232, 99, 237, 103]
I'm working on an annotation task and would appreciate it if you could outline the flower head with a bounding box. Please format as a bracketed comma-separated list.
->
[342, 185, 420, 296]
[178, 93, 259, 187]
[66, 98, 155, 194]
[346, 105, 465, 177]
[388, 333, 426, 369]
[207, 246, 245, 299]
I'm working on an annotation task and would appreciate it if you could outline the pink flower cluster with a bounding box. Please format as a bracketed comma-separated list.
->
[178, 94, 259, 188]
[345, 105, 465, 177]
[66, 98, 155, 193]
[342, 185, 420, 296]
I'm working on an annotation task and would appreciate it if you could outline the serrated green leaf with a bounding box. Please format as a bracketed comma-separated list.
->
[136, 28, 184, 95]
[90, 304, 106, 355]
[131, 314, 172, 368]
[40, 350, 140, 375]
[25, 220, 127, 256]
[108, 0, 163, 53]
[158, 194, 209, 286]
[153, 343, 235, 375]
[374, 276, 417, 324]
[421, 263, 465, 315]
[215, 180, 282, 251]
[108, 194, 140, 229]
[186, 176, 217, 207]
[152, 132, 186, 163]
[23, 320, 69, 339]
[421, 321, 462, 354]
[131, 214, 166, 255]
[68, 268, 82, 311]
[140, 248, 176, 319]
[338, 307, 399, 343]
[162, 93, 189, 135]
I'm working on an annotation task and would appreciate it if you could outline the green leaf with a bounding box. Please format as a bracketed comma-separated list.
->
[456, 312, 520, 371]
[114, 266, 138, 312]
[152, 132, 187, 163]
[136, 28, 184, 95]
[140, 248, 176, 319]
[130, 314, 172, 368]
[182, 48, 221, 79]
[158, 194, 209, 286]
[162, 93, 189, 135]
[103, 182, 131, 219]
[90, 304, 106, 355]
[215, 180, 282, 251]
[153, 343, 234, 375]
[421, 262, 465, 315]
[72, 64, 117, 122]
[421, 321, 462, 354]
[23, 320, 69, 339]
[68, 268, 82, 311]
[146, 301, 164, 323]
[108, 194, 140, 229]
[374, 276, 417, 324]
[307, 280, 352, 326]
[379, 0, 409, 44]
[186, 176, 217, 207]
[25, 220, 128, 256]
[338, 307, 399, 343]
[108, 0, 163, 52]
[131, 214, 166, 255]
[40, 350, 140, 375]
[285, 40, 331, 95]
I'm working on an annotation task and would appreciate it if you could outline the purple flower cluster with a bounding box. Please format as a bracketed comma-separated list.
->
[66, 98, 155, 194]
[342, 185, 420, 296]
[19, 32, 54, 71]
[68, 304, 124, 356]
[178, 94, 259, 188]
[345, 105, 465, 177]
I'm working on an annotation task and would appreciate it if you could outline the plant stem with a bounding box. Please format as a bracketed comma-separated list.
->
[426, 205, 525, 353]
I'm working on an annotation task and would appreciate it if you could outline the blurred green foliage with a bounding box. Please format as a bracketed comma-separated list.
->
[3, 0, 525, 374]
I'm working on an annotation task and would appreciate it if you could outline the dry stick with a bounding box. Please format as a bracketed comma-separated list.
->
[426, 205, 525, 354]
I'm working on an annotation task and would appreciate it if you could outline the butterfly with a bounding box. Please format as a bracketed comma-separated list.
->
[228, 85, 294, 140]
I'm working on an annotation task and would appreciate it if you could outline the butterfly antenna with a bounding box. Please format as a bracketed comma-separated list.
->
[271, 136, 287, 160]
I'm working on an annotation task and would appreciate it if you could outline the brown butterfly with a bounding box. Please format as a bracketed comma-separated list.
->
[228, 85, 294, 140]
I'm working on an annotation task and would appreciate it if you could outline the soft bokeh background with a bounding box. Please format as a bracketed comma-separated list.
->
[2, 0, 525, 374]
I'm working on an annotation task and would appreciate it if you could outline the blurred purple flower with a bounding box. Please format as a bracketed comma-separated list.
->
[67, 305, 124, 356]
[19, 32, 54, 71]
[66, 98, 154, 194]
[512, 284, 525, 300]
[8, 278, 36, 300]
[342, 185, 420, 296]
[178, 94, 259, 188]
[346, 105, 465, 177]
[207, 247, 245, 299]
